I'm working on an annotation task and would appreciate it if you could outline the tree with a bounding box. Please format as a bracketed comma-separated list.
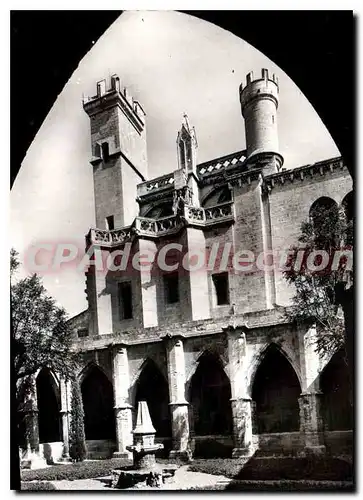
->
[283, 201, 353, 359]
[69, 378, 87, 462]
[11, 249, 80, 392]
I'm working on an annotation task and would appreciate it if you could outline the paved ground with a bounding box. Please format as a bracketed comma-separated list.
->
[49, 465, 231, 490]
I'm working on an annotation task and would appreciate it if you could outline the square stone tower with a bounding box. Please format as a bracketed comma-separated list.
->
[83, 75, 148, 229]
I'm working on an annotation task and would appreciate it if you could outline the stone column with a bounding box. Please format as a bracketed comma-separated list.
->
[299, 325, 325, 454]
[165, 335, 190, 459]
[112, 345, 133, 458]
[22, 376, 39, 453]
[299, 392, 325, 454]
[225, 325, 254, 458]
[59, 378, 71, 461]
[21, 375, 47, 469]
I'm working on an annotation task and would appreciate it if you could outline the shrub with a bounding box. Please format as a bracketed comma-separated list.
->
[69, 378, 87, 462]
[21, 458, 131, 482]
[21, 481, 57, 490]
[186, 480, 354, 492]
[188, 458, 243, 478]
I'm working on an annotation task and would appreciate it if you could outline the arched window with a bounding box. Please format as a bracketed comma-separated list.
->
[189, 351, 232, 436]
[309, 197, 340, 250]
[320, 349, 352, 431]
[251, 345, 301, 433]
[342, 191, 353, 246]
[134, 359, 171, 437]
[144, 202, 173, 219]
[202, 186, 232, 208]
[81, 365, 115, 440]
[36, 368, 61, 443]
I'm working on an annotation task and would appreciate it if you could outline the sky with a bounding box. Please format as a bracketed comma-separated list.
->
[10, 10, 340, 318]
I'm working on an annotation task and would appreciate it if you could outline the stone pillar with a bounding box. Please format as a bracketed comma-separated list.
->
[112, 345, 133, 458]
[299, 325, 325, 454]
[299, 392, 325, 454]
[21, 375, 47, 469]
[225, 325, 254, 458]
[60, 378, 71, 461]
[22, 376, 40, 453]
[165, 335, 190, 459]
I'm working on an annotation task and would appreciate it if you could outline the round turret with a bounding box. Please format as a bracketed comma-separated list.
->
[239, 68, 283, 174]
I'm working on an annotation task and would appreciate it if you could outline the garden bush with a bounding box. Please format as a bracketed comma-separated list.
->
[69, 378, 87, 462]
[188, 458, 245, 478]
[186, 480, 354, 492]
[21, 458, 131, 482]
[21, 481, 57, 491]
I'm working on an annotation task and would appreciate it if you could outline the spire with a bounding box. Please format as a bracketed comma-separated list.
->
[133, 401, 156, 435]
[177, 113, 198, 174]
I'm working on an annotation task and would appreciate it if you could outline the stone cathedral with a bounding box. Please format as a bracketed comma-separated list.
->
[22, 69, 353, 463]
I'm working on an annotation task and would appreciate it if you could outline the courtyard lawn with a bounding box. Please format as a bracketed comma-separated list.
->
[188, 456, 353, 482]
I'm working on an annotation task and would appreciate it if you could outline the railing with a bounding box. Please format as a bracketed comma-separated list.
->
[135, 215, 183, 237]
[185, 201, 234, 225]
[137, 173, 175, 197]
[88, 202, 235, 246]
[89, 227, 133, 246]
[198, 151, 246, 176]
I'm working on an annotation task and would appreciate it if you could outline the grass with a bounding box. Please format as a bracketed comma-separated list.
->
[188, 456, 353, 482]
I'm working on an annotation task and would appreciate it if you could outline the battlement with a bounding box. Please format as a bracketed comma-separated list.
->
[239, 68, 279, 113]
[83, 74, 146, 128]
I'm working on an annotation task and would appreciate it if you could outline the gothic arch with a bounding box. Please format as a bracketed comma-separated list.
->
[132, 358, 171, 437]
[341, 191, 353, 222]
[78, 361, 111, 385]
[36, 367, 61, 443]
[186, 348, 230, 389]
[250, 344, 302, 434]
[188, 350, 232, 436]
[247, 342, 302, 396]
[144, 201, 173, 219]
[80, 364, 115, 440]
[310, 196, 338, 219]
[201, 185, 232, 208]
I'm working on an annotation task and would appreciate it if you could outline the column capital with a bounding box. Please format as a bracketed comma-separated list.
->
[162, 333, 185, 344]
[109, 342, 128, 354]
[299, 391, 324, 397]
[114, 403, 133, 411]
[222, 323, 249, 336]
[230, 397, 252, 403]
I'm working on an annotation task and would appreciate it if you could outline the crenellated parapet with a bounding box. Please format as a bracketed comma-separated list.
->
[262, 156, 346, 193]
[83, 74, 146, 134]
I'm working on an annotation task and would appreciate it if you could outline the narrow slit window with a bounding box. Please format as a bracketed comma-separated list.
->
[119, 282, 133, 320]
[77, 328, 88, 338]
[101, 142, 110, 162]
[212, 273, 230, 305]
[164, 272, 179, 304]
[106, 215, 114, 231]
